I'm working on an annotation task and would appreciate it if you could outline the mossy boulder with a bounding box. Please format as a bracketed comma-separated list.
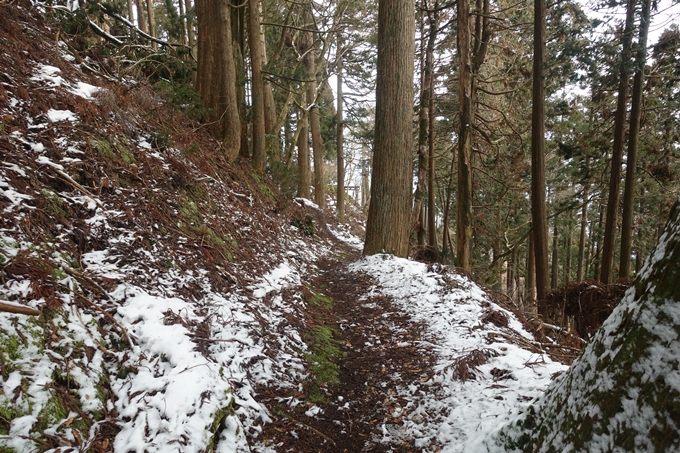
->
[490, 199, 680, 453]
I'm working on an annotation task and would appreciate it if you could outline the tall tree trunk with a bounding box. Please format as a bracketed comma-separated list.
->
[135, 0, 147, 33]
[195, 0, 241, 161]
[336, 32, 345, 221]
[177, 0, 186, 45]
[127, 0, 135, 36]
[593, 205, 605, 279]
[600, 0, 636, 284]
[427, 13, 438, 250]
[184, 0, 195, 58]
[531, 0, 550, 315]
[231, 0, 249, 159]
[413, 2, 428, 246]
[146, 0, 156, 49]
[300, 13, 326, 209]
[260, 1, 278, 158]
[620, 0, 651, 279]
[456, 0, 490, 271]
[361, 145, 370, 213]
[577, 174, 589, 282]
[527, 228, 537, 309]
[565, 218, 572, 285]
[551, 222, 558, 289]
[456, 0, 473, 270]
[363, 0, 415, 257]
[297, 92, 311, 198]
[248, 0, 267, 174]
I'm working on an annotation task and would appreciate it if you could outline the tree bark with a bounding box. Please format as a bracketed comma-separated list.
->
[363, 0, 415, 257]
[249, 0, 267, 174]
[531, 0, 550, 315]
[300, 11, 326, 208]
[231, 0, 249, 159]
[577, 172, 589, 282]
[146, 0, 156, 49]
[195, 0, 241, 161]
[620, 0, 651, 279]
[456, 0, 490, 271]
[184, 0, 195, 58]
[297, 93, 311, 199]
[527, 227, 537, 309]
[551, 222, 558, 289]
[600, 0, 636, 284]
[413, 2, 428, 246]
[427, 10, 438, 250]
[456, 0, 473, 270]
[336, 32, 345, 221]
[135, 0, 147, 33]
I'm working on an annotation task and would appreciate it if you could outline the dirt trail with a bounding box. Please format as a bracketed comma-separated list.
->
[256, 250, 442, 452]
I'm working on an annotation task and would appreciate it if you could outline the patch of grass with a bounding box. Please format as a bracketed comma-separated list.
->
[305, 325, 341, 404]
[309, 292, 334, 309]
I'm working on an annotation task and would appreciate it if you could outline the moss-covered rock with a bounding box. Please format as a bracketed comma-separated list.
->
[489, 199, 680, 453]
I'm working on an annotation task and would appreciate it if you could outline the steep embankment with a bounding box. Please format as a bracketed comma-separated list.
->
[0, 4, 359, 451]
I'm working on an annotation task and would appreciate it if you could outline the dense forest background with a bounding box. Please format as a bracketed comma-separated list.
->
[43, 0, 680, 308]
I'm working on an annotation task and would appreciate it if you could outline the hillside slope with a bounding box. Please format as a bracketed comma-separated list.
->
[0, 4, 360, 451]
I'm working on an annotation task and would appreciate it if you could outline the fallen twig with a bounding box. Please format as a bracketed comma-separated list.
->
[0, 301, 41, 316]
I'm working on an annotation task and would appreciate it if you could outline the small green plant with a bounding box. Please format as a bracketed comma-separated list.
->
[41, 189, 69, 218]
[292, 215, 314, 236]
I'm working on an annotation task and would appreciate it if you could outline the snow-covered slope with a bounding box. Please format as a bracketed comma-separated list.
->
[486, 199, 680, 453]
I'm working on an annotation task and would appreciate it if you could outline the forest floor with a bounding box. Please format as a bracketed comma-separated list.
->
[255, 248, 443, 453]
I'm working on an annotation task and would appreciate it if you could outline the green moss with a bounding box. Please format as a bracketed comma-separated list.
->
[119, 145, 136, 165]
[92, 139, 115, 159]
[36, 393, 68, 431]
[252, 173, 277, 204]
[0, 400, 30, 435]
[207, 397, 236, 452]
[309, 292, 334, 308]
[305, 325, 341, 403]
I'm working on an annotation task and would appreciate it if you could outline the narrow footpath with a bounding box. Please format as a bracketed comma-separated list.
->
[256, 250, 443, 452]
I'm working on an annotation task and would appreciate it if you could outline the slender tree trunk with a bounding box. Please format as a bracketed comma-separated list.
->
[336, 33, 345, 221]
[577, 176, 589, 282]
[297, 93, 311, 198]
[565, 218, 572, 286]
[363, 0, 415, 257]
[361, 145, 370, 213]
[600, 0, 636, 284]
[195, 0, 241, 161]
[620, 0, 650, 279]
[593, 205, 605, 279]
[531, 0, 550, 315]
[414, 2, 428, 246]
[184, 0, 195, 58]
[231, 0, 249, 159]
[249, 0, 267, 174]
[146, 0, 156, 49]
[427, 16, 437, 250]
[456, 0, 473, 270]
[177, 0, 186, 45]
[135, 0, 147, 33]
[527, 228, 537, 309]
[551, 222, 558, 289]
[127, 0, 135, 37]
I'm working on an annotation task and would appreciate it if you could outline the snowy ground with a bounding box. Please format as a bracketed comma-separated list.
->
[0, 8, 569, 450]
